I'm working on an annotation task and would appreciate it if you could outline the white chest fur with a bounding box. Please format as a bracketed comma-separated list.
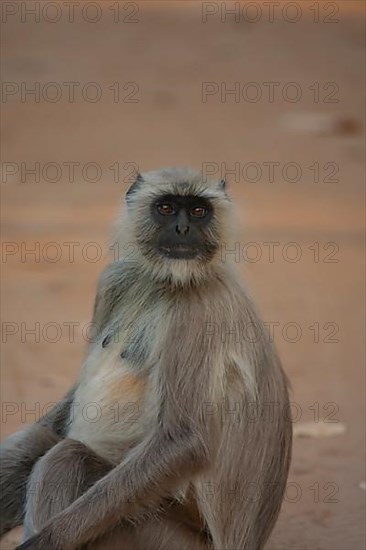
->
[68, 342, 148, 464]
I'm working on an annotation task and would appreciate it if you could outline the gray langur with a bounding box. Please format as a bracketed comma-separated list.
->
[0, 167, 292, 550]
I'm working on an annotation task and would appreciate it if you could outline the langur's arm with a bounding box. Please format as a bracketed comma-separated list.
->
[0, 389, 75, 536]
[16, 316, 219, 550]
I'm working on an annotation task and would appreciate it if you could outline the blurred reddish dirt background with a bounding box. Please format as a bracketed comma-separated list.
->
[1, 1, 365, 548]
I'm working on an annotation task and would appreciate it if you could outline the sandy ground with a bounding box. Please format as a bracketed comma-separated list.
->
[1, 1, 365, 548]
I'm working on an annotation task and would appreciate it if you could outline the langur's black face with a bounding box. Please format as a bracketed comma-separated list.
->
[125, 170, 229, 275]
[151, 194, 217, 260]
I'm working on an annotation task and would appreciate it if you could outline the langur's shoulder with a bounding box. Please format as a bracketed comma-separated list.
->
[98, 260, 138, 290]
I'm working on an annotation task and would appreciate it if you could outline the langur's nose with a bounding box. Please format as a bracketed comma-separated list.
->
[175, 224, 189, 235]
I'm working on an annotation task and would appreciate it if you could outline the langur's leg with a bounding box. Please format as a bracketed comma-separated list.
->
[23, 439, 112, 540]
[24, 440, 212, 550]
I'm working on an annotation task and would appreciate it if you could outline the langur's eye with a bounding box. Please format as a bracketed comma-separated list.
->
[157, 204, 176, 216]
[190, 206, 208, 218]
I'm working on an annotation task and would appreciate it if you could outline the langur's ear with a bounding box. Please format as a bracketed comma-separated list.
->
[218, 178, 226, 191]
[126, 173, 144, 202]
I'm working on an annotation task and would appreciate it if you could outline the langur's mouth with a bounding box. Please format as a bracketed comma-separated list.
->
[158, 245, 198, 259]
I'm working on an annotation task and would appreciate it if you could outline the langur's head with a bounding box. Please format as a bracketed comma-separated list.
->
[121, 167, 233, 286]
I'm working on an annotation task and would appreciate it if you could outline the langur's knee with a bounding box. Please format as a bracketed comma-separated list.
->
[24, 439, 112, 536]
